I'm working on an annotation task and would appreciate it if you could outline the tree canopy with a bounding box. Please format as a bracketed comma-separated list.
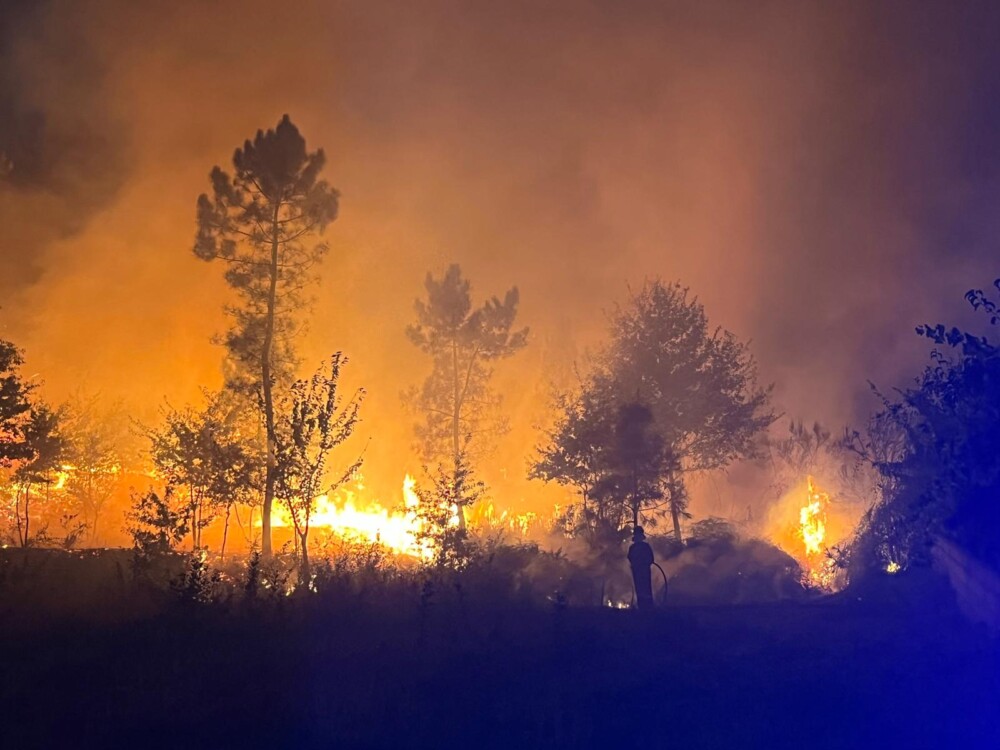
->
[534, 279, 774, 541]
[147, 393, 261, 552]
[0, 339, 33, 466]
[194, 114, 339, 388]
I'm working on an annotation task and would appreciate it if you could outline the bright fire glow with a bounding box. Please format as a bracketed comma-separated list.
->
[49, 463, 122, 492]
[467, 501, 549, 538]
[270, 474, 433, 559]
[799, 477, 827, 555]
[798, 476, 836, 589]
[266, 474, 552, 559]
[51, 466, 72, 492]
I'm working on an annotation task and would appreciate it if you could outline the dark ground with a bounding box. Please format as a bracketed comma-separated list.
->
[0, 565, 997, 749]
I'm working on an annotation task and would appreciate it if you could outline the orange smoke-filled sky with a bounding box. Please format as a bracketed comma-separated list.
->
[3, 0, 1000, 508]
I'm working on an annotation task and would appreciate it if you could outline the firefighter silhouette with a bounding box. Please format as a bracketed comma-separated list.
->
[627, 526, 655, 610]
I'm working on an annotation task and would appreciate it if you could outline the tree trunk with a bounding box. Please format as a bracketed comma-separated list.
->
[631, 469, 640, 528]
[83, 474, 93, 544]
[451, 341, 466, 530]
[15, 485, 27, 547]
[14, 489, 21, 546]
[260, 201, 282, 557]
[670, 492, 683, 542]
[23, 485, 30, 547]
[220, 504, 231, 561]
[299, 530, 310, 583]
[247, 505, 257, 549]
[91, 503, 101, 546]
[191, 487, 199, 551]
[88, 475, 100, 545]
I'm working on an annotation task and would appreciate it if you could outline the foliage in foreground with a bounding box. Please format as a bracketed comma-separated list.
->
[845, 276, 1000, 573]
[0, 516, 813, 631]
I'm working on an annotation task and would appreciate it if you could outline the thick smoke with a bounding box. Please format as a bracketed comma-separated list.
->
[2, 0, 1000, 515]
[0, 0, 128, 295]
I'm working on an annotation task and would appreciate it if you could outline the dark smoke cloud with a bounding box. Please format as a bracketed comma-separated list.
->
[0, 0, 128, 296]
[2, 0, 1000, 510]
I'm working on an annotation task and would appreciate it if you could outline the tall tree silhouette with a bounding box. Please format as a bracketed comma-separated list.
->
[12, 403, 68, 547]
[532, 372, 619, 542]
[0, 339, 33, 466]
[534, 379, 674, 545]
[535, 280, 774, 540]
[405, 264, 527, 527]
[194, 115, 339, 556]
[603, 281, 774, 538]
[592, 402, 670, 529]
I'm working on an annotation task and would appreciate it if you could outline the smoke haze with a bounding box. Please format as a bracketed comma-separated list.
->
[3, 0, 1000, 510]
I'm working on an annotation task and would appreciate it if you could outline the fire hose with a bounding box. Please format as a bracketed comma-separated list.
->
[653, 562, 669, 605]
[628, 562, 670, 608]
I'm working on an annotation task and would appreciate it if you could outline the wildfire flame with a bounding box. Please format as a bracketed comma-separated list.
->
[51, 465, 73, 492]
[799, 477, 827, 556]
[265, 473, 555, 560]
[798, 476, 837, 589]
[270, 474, 431, 558]
[467, 502, 549, 538]
[49, 463, 123, 492]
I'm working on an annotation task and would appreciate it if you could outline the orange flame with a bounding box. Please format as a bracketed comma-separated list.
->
[269, 474, 432, 558]
[799, 476, 827, 556]
[798, 476, 837, 589]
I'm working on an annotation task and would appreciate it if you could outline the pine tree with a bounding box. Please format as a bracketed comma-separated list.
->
[12, 403, 69, 547]
[0, 339, 33, 466]
[405, 264, 527, 527]
[194, 115, 339, 556]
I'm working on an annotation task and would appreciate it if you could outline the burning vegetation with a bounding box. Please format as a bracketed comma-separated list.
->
[0, 0, 1000, 750]
[0, 114, 996, 609]
[792, 477, 840, 590]
[3, 6, 1000, 747]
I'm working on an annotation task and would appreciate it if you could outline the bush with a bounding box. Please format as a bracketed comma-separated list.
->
[846, 333, 1000, 575]
[171, 552, 223, 606]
